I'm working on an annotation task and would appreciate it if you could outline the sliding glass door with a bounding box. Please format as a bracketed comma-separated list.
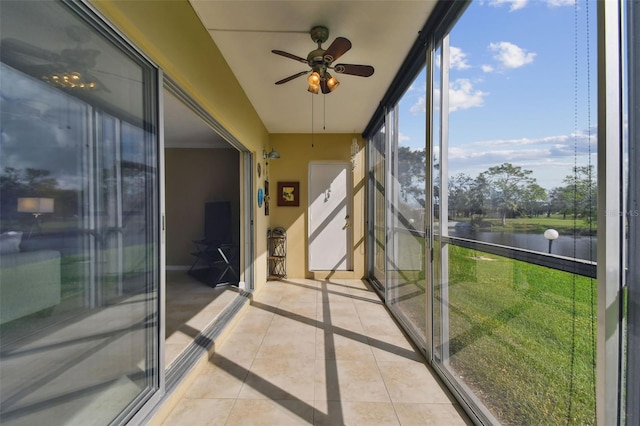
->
[368, 125, 386, 288]
[386, 68, 428, 345]
[0, 1, 161, 424]
[364, 0, 628, 423]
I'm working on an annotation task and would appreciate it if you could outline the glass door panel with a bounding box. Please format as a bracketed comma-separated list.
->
[0, 1, 160, 424]
[387, 67, 428, 343]
[370, 126, 386, 285]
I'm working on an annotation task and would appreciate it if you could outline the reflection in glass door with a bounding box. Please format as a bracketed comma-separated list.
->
[0, 1, 160, 424]
[369, 126, 387, 287]
[386, 67, 429, 344]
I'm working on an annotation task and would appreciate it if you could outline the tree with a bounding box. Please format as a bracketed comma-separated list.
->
[521, 183, 547, 217]
[480, 163, 536, 226]
[397, 146, 426, 207]
[24, 168, 57, 195]
[0, 167, 24, 222]
[548, 186, 572, 219]
[468, 173, 491, 224]
[448, 173, 473, 218]
[561, 165, 597, 224]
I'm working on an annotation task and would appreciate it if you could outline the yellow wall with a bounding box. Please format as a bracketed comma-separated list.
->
[91, 0, 271, 288]
[90, 0, 367, 285]
[90, 0, 268, 148]
[268, 134, 366, 279]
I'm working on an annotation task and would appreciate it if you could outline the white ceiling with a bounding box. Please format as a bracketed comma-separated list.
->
[188, 0, 437, 134]
[164, 89, 230, 148]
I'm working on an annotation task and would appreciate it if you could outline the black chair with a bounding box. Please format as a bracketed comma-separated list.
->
[188, 201, 239, 287]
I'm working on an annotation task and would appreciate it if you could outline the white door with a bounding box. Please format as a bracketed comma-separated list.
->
[308, 162, 352, 270]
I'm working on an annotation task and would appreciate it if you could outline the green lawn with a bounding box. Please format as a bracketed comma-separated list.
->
[455, 215, 596, 234]
[442, 244, 597, 425]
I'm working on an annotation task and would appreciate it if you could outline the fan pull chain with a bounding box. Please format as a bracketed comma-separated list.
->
[311, 93, 314, 148]
[323, 94, 326, 130]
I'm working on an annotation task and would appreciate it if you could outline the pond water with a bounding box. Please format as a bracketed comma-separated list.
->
[449, 228, 597, 261]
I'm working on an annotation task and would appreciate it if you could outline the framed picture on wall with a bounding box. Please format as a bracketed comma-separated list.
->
[277, 181, 299, 206]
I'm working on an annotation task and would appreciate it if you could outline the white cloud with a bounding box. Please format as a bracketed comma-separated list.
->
[481, 64, 494, 73]
[488, 0, 528, 12]
[449, 46, 471, 70]
[471, 129, 596, 149]
[489, 41, 536, 69]
[398, 132, 411, 142]
[410, 96, 427, 115]
[446, 128, 598, 188]
[546, 0, 574, 7]
[410, 79, 487, 114]
[449, 79, 488, 111]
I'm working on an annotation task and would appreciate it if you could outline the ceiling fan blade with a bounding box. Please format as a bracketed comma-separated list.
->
[272, 50, 308, 64]
[323, 37, 351, 62]
[1, 38, 61, 63]
[333, 63, 375, 77]
[275, 70, 309, 85]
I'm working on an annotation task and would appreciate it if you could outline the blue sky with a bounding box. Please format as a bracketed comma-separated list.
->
[398, 0, 597, 190]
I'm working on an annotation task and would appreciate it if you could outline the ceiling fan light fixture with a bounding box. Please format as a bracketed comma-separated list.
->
[326, 74, 340, 92]
[307, 71, 321, 86]
[308, 84, 319, 94]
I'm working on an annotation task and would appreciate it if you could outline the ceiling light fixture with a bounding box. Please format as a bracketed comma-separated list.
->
[263, 148, 280, 159]
[326, 73, 340, 92]
[42, 71, 96, 89]
[307, 71, 320, 86]
[272, 26, 374, 95]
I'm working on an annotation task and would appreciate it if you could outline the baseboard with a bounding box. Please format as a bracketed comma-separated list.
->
[166, 265, 190, 271]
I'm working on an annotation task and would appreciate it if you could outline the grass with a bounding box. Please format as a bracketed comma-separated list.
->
[442, 244, 597, 425]
[387, 237, 597, 424]
[454, 215, 596, 235]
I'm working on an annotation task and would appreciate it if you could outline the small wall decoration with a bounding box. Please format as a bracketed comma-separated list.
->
[277, 181, 299, 206]
[264, 180, 270, 216]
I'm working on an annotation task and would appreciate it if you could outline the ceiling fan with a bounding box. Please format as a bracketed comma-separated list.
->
[0, 26, 104, 91]
[272, 26, 374, 94]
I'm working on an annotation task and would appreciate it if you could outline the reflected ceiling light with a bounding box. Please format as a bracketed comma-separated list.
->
[42, 71, 97, 89]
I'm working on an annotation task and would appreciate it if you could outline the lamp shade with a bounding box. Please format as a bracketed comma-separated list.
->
[326, 74, 340, 92]
[267, 148, 281, 159]
[307, 71, 321, 86]
[17, 197, 54, 213]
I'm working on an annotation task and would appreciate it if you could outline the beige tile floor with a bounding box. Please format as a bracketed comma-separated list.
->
[165, 271, 241, 368]
[160, 278, 471, 425]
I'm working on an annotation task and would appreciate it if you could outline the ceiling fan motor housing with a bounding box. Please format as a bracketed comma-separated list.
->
[309, 26, 329, 44]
